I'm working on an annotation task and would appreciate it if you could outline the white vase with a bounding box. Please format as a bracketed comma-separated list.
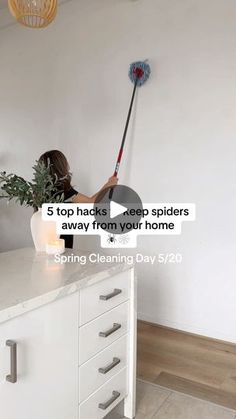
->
[31, 209, 58, 252]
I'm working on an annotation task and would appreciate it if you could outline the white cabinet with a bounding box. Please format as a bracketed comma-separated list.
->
[78, 268, 137, 419]
[0, 293, 78, 419]
[79, 270, 131, 325]
[0, 253, 136, 419]
[79, 368, 128, 419]
[79, 335, 128, 403]
[79, 301, 129, 364]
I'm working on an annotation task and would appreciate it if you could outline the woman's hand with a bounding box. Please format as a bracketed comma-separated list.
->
[105, 176, 118, 188]
[73, 175, 119, 204]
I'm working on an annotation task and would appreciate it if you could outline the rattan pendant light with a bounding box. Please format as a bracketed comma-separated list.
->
[8, 0, 57, 28]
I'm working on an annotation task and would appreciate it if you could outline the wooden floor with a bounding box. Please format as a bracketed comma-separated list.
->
[137, 321, 236, 410]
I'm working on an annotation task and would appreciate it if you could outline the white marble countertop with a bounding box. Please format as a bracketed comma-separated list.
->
[0, 248, 131, 325]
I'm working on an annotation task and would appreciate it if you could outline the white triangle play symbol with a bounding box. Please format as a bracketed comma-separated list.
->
[110, 201, 128, 219]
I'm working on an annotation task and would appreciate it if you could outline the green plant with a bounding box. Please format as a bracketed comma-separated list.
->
[0, 161, 64, 208]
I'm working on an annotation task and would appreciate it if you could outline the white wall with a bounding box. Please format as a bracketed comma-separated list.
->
[0, 0, 236, 342]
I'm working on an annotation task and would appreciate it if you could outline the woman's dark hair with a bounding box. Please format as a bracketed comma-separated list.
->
[39, 150, 72, 192]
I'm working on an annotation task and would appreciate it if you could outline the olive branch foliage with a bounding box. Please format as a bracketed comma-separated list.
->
[0, 161, 64, 209]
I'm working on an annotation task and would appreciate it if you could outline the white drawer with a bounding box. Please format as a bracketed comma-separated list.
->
[79, 301, 129, 365]
[79, 334, 128, 403]
[79, 367, 128, 419]
[79, 270, 131, 326]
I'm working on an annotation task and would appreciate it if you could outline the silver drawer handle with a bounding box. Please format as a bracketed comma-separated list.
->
[98, 357, 121, 374]
[6, 340, 17, 384]
[99, 288, 122, 301]
[98, 390, 120, 410]
[99, 323, 121, 338]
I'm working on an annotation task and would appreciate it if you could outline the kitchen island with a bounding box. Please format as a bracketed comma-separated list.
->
[0, 248, 136, 419]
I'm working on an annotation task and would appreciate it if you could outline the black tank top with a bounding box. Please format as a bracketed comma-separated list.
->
[60, 187, 78, 249]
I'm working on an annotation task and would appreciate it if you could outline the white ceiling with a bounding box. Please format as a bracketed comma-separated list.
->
[0, 0, 67, 8]
[0, 0, 7, 9]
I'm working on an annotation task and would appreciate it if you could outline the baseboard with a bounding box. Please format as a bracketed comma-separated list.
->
[137, 311, 236, 345]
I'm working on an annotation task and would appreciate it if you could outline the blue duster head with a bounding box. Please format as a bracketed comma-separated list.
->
[129, 60, 151, 87]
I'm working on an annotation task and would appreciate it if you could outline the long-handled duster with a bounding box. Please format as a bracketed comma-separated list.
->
[109, 60, 151, 198]
[114, 60, 151, 177]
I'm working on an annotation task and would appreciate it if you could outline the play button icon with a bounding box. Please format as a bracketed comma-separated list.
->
[110, 201, 128, 219]
[94, 184, 143, 234]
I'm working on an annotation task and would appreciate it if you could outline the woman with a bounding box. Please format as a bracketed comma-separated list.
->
[39, 150, 118, 248]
